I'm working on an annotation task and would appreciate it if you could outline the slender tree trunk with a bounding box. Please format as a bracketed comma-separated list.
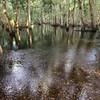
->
[15, 0, 21, 48]
[41, 8, 43, 24]
[2, 0, 12, 31]
[89, 0, 94, 28]
[26, 0, 32, 48]
[53, 7, 57, 25]
[54, 15, 57, 25]
[40, 9, 43, 37]
[67, 2, 70, 27]
[73, 0, 76, 26]
[78, 0, 84, 27]
[52, 6, 54, 25]
[59, 4, 62, 25]
[62, 14, 65, 26]
[62, 5, 65, 26]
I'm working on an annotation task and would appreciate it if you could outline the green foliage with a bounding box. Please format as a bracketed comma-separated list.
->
[0, 0, 99, 50]
[0, 0, 100, 26]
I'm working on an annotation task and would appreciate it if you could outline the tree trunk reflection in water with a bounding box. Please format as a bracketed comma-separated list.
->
[0, 26, 100, 99]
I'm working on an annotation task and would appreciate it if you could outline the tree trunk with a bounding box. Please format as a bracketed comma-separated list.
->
[26, 0, 32, 48]
[72, 0, 76, 26]
[15, 0, 21, 48]
[59, 4, 62, 25]
[2, 0, 12, 31]
[67, 1, 70, 27]
[89, 0, 94, 28]
[78, 0, 84, 27]
[3, 0, 14, 49]
[54, 15, 57, 25]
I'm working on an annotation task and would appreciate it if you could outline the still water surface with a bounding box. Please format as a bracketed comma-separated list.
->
[0, 27, 100, 100]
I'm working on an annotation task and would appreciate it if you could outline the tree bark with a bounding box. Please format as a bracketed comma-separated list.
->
[26, 0, 32, 48]
[59, 4, 62, 25]
[72, 0, 76, 26]
[78, 0, 84, 27]
[3, 0, 14, 49]
[89, 0, 95, 28]
[2, 0, 12, 31]
[67, 1, 70, 27]
[15, 0, 21, 48]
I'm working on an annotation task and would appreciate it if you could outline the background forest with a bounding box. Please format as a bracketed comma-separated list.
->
[0, 0, 100, 27]
[0, 0, 100, 49]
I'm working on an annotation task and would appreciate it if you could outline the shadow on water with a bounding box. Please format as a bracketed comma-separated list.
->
[0, 25, 100, 99]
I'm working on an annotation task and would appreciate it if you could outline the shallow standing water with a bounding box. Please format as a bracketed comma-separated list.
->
[0, 27, 100, 100]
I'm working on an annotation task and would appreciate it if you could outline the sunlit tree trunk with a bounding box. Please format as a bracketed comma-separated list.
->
[89, 0, 95, 28]
[0, 45, 3, 54]
[26, 0, 32, 48]
[78, 0, 84, 27]
[15, 0, 21, 48]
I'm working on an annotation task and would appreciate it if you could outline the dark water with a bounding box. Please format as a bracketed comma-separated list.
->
[0, 27, 100, 100]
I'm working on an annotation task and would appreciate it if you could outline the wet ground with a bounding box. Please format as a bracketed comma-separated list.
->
[0, 29, 100, 100]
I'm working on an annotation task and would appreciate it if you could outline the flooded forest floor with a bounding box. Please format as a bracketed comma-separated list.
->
[0, 27, 100, 100]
